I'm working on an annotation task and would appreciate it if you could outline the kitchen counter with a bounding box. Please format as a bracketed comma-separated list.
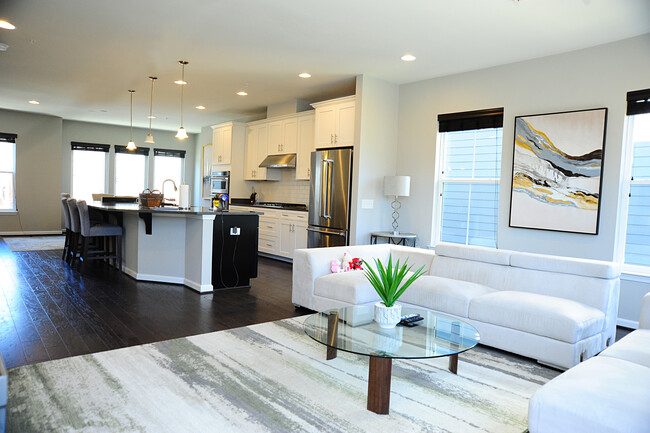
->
[229, 198, 308, 212]
[89, 202, 260, 293]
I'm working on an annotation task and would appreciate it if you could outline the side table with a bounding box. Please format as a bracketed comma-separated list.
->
[370, 231, 416, 247]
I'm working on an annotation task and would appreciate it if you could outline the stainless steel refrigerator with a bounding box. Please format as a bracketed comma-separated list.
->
[308, 148, 353, 248]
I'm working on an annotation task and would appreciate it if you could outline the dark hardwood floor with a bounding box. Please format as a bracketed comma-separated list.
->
[0, 238, 311, 369]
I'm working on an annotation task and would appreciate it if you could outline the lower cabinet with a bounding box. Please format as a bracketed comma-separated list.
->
[229, 206, 307, 260]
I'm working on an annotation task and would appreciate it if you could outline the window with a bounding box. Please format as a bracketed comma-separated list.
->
[0, 133, 17, 211]
[623, 88, 650, 269]
[71, 142, 109, 203]
[153, 149, 185, 203]
[114, 146, 149, 197]
[436, 108, 503, 248]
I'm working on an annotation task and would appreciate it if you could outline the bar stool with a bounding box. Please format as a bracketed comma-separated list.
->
[65, 198, 82, 265]
[61, 193, 71, 261]
[76, 200, 123, 271]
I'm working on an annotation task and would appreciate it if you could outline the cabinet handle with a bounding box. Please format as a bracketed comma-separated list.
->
[330, 133, 333, 144]
[334, 134, 338, 143]
[307, 168, 310, 177]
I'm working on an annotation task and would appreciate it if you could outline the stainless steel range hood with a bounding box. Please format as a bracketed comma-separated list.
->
[259, 153, 296, 168]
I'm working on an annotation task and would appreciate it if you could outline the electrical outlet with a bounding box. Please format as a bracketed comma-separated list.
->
[230, 226, 240, 236]
[361, 199, 374, 209]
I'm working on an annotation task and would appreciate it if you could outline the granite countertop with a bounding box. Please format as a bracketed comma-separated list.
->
[229, 198, 308, 212]
[89, 202, 263, 216]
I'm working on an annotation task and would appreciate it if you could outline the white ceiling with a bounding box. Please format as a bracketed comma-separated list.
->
[1, 0, 649, 133]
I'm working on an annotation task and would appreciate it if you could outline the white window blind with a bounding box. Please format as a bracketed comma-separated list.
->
[71, 142, 109, 202]
[438, 127, 502, 248]
[624, 112, 650, 267]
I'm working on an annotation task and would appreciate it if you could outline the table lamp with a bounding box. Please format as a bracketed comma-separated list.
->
[384, 175, 410, 235]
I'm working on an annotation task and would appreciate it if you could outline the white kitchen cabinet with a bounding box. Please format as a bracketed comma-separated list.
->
[245, 124, 280, 181]
[211, 121, 245, 166]
[267, 117, 298, 155]
[295, 114, 314, 180]
[278, 211, 308, 259]
[312, 96, 356, 148]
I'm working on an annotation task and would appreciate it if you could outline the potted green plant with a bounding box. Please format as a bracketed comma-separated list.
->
[363, 254, 426, 328]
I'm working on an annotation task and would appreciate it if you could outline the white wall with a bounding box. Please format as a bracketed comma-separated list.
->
[351, 75, 400, 245]
[397, 34, 650, 324]
[0, 109, 63, 234]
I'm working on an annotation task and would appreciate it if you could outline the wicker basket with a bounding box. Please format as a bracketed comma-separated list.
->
[139, 189, 164, 208]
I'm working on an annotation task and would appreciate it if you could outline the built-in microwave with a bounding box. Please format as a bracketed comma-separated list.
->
[211, 170, 230, 194]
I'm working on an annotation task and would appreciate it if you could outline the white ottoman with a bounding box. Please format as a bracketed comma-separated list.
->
[528, 356, 650, 433]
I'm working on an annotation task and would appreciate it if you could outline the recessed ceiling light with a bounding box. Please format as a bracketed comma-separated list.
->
[0, 20, 16, 30]
[298, 73, 311, 78]
[236, 91, 248, 96]
[174, 80, 187, 85]
[28, 100, 39, 105]
[401, 54, 416, 62]
[147, 115, 157, 119]
[195, 105, 206, 110]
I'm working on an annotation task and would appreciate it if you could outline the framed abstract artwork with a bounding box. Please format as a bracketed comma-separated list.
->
[509, 108, 607, 234]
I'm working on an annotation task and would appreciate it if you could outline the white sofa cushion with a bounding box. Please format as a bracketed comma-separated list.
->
[399, 275, 496, 318]
[434, 242, 511, 265]
[469, 291, 604, 344]
[599, 329, 650, 368]
[528, 356, 650, 433]
[314, 271, 380, 305]
[511, 251, 621, 279]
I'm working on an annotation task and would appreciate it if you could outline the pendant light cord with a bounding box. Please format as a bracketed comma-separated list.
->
[129, 90, 134, 140]
[180, 63, 185, 127]
[148, 77, 155, 133]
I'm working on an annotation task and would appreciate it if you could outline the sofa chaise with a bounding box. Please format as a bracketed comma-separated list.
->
[528, 292, 650, 433]
[292, 242, 621, 369]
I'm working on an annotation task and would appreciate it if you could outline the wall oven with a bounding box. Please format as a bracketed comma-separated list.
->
[211, 170, 230, 194]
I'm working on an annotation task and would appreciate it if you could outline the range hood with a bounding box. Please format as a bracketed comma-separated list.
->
[259, 153, 296, 168]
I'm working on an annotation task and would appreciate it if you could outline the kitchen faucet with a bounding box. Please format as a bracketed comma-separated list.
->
[162, 179, 178, 205]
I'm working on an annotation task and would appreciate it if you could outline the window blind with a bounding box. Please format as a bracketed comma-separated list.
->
[0, 133, 17, 143]
[438, 108, 504, 133]
[154, 148, 186, 158]
[71, 142, 110, 152]
[115, 145, 150, 155]
[627, 88, 650, 116]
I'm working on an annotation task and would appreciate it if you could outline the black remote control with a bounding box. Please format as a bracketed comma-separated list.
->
[399, 314, 423, 327]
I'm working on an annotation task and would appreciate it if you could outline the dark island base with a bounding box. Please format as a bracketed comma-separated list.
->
[212, 212, 259, 290]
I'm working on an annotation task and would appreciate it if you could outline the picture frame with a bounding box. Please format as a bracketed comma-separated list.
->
[509, 108, 608, 234]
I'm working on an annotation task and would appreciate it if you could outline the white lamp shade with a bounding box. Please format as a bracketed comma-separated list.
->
[384, 176, 410, 197]
[175, 127, 188, 140]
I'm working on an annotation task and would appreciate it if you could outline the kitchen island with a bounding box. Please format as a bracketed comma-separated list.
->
[89, 203, 260, 293]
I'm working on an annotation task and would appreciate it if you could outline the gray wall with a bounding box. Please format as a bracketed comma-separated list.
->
[62, 120, 197, 199]
[0, 109, 63, 234]
[351, 75, 400, 245]
[396, 34, 650, 324]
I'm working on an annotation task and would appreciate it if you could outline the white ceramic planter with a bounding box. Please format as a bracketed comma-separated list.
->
[374, 302, 402, 329]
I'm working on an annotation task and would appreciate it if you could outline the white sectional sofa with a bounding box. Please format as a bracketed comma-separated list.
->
[528, 292, 650, 433]
[292, 242, 621, 369]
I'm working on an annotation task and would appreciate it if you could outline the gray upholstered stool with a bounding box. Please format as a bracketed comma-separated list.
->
[76, 200, 123, 271]
[61, 193, 71, 261]
[65, 198, 82, 265]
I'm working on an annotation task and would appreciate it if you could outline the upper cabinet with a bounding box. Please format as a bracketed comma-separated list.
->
[245, 124, 280, 181]
[211, 121, 245, 166]
[295, 115, 314, 181]
[268, 117, 298, 155]
[312, 96, 356, 149]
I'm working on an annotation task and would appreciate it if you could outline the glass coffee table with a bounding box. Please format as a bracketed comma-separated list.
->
[304, 305, 480, 414]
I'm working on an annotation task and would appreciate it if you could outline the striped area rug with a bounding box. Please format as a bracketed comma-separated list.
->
[6, 317, 558, 432]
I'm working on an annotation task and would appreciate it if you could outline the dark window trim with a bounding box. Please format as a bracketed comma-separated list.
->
[154, 148, 186, 158]
[438, 107, 504, 133]
[627, 88, 650, 116]
[71, 141, 110, 152]
[0, 133, 17, 143]
[115, 145, 150, 156]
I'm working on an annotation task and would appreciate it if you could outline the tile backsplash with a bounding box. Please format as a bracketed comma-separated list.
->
[249, 170, 310, 204]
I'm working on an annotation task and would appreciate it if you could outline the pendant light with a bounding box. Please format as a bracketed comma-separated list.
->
[144, 76, 157, 144]
[175, 60, 189, 140]
[126, 90, 137, 151]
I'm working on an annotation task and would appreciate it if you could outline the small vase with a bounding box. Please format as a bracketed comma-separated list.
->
[374, 302, 402, 329]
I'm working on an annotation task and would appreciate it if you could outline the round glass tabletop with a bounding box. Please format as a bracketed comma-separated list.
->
[304, 305, 480, 359]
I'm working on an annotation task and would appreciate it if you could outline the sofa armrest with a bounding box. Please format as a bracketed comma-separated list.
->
[640, 292, 650, 329]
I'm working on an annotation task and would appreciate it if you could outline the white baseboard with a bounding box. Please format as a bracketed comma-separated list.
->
[122, 267, 185, 285]
[0, 230, 63, 236]
[183, 278, 213, 293]
[617, 318, 638, 330]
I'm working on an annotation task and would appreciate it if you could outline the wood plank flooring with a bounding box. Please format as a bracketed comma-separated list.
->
[0, 238, 311, 369]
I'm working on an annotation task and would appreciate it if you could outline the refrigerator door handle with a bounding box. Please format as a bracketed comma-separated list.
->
[322, 158, 334, 219]
[306, 226, 346, 237]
